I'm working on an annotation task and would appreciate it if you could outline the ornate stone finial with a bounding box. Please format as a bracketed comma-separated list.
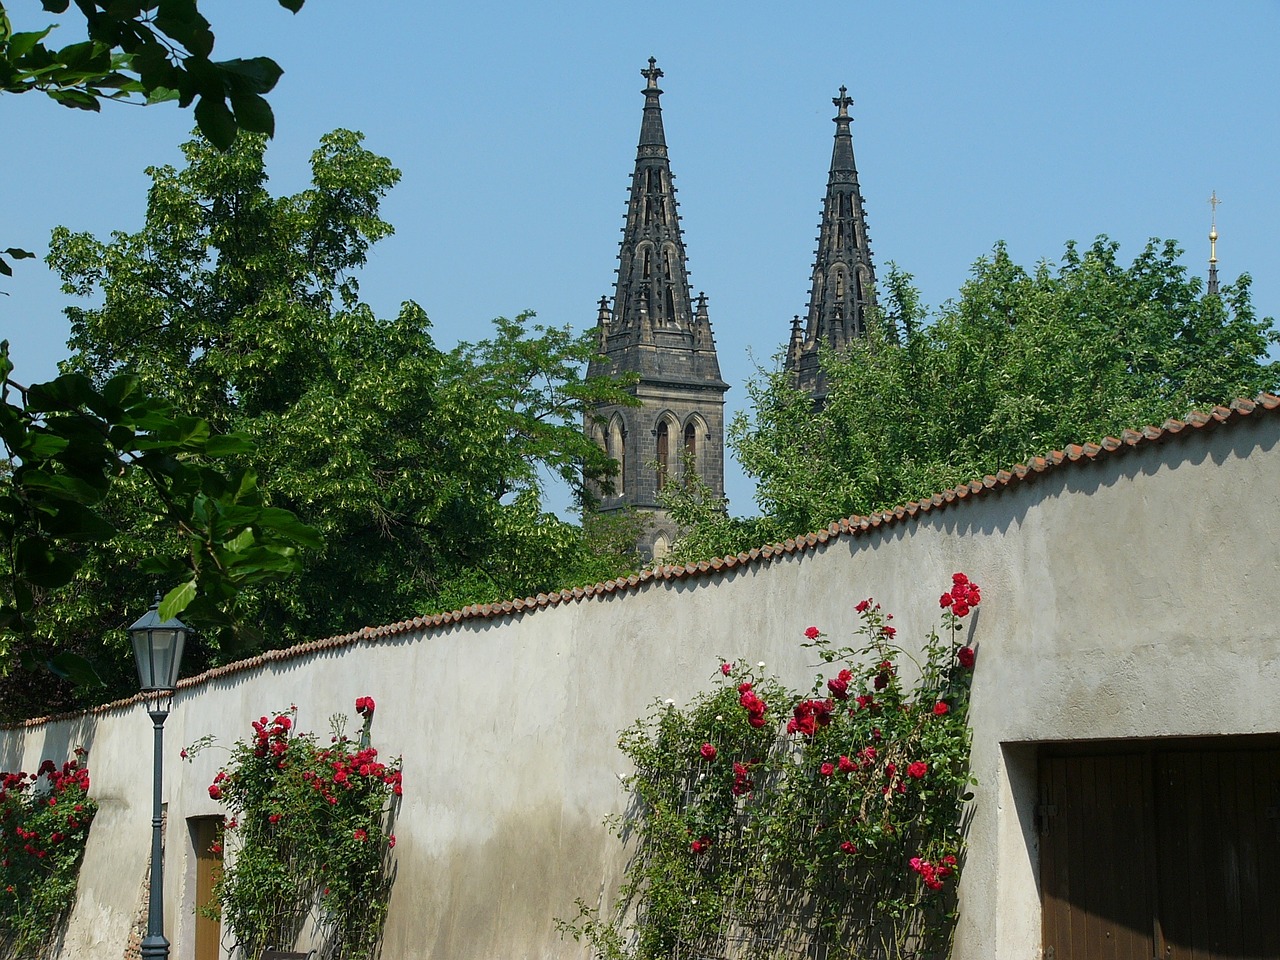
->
[1208, 190, 1221, 259]
[642, 57, 664, 90]
[1207, 191, 1221, 296]
[833, 85, 853, 118]
[597, 295, 611, 322]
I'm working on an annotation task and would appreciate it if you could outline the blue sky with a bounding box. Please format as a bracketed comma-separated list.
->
[3, 1, 1277, 514]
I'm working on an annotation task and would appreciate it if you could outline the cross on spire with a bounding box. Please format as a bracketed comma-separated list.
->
[642, 57, 664, 89]
[1208, 190, 1221, 225]
[833, 85, 853, 117]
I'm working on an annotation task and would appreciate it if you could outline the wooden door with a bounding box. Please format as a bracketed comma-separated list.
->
[191, 816, 224, 960]
[1040, 753, 1155, 960]
[1041, 746, 1280, 960]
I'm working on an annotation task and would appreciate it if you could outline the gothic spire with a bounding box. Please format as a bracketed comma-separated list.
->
[787, 85, 878, 399]
[604, 56, 702, 338]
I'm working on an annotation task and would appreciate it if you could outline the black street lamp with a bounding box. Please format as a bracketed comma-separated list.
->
[129, 594, 190, 960]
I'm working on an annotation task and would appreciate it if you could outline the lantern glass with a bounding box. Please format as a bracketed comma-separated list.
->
[129, 599, 189, 693]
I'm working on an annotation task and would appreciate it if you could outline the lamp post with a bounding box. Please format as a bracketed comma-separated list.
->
[129, 595, 190, 960]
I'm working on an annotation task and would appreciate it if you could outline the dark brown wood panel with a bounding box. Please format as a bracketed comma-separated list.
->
[1040, 754, 1153, 960]
[1043, 745, 1280, 960]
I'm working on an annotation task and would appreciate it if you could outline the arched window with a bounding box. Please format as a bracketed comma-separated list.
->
[684, 422, 697, 481]
[609, 418, 626, 495]
[656, 420, 670, 491]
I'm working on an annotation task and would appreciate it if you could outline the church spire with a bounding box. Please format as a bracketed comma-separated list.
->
[585, 60, 729, 559]
[604, 56, 701, 335]
[1207, 190, 1221, 297]
[787, 85, 878, 400]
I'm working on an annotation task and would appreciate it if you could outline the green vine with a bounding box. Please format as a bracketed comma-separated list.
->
[0, 749, 97, 958]
[560, 574, 981, 960]
[186, 697, 401, 960]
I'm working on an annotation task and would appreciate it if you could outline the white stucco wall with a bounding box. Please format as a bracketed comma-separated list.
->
[3, 404, 1278, 959]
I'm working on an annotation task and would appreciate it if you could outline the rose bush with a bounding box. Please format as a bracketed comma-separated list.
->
[0, 750, 97, 956]
[186, 699, 401, 960]
[560, 575, 981, 960]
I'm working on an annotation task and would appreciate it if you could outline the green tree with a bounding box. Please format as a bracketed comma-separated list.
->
[21, 130, 637, 716]
[720, 238, 1279, 551]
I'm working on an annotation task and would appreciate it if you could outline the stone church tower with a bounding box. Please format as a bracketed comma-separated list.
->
[786, 87, 878, 401]
[586, 59, 728, 559]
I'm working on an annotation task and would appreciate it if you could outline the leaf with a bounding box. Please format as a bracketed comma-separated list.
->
[229, 90, 273, 136]
[36, 500, 117, 542]
[277, 0, 306, 11]
[15, 536, 79, 588]
[256, 507, 323, 549]
[217, 57, 284, 94]
[223, 526, 256, 554]
[193, 93, 237, 150]
[159, 580, 197, 620]
[48, 652, 106, 688]
[9, 30, 53, 59]
[3, 248, 36, 260]
[48, 88, 102, 111]
[203, 433, 254, 457]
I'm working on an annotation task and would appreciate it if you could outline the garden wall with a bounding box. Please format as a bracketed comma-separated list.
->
[3, 397, 1278, 959]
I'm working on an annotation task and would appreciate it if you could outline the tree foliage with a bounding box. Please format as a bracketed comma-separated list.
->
[705, 238, 1279, 554]
[10, 130, 638, 717]
[0, 0, 301, 142]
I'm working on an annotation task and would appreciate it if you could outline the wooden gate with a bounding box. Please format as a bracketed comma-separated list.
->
[1040, 745, 1280, 960]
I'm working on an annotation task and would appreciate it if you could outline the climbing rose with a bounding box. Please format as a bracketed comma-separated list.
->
[907, 761, 929, 779]
[855, 599, 871, 613]
[840, 841, 857, 854]
[933, 701, 949, 716]
[355, 696, 376, 717]
[819, 762, 835, 777]
[957, 646, 976, 668]
[208, 784, 222, 800]
[804, 626, 821, 640]
[720, 662, 732, 675]
[700, 743, 717, 761]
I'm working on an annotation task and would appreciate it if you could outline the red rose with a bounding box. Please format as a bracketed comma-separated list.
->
[208, 785, 222, 800]
[827, 676, 848, 699]
[354, 828, 367, 842]
[737, 681, 753, 694]
[355, 696, 376, 717]
[837, 755, 856, 773]
[268, 813, 281, 824]
[388, 834, 396, 848]
[855, 599, 871, 613]
[933, 701, 949, 716]
[840, 841, 857, 854]
[700, 743, 717, 761]
[907, 761, 928, 779]
[804, 626, 821, 640]
[881, 626, 896, 638]
[957, 646, 976, 668]
[952, 572, 969, 586]
[951, 601, 970, 617]
[819, 762, 835, 777]
[940, 592, 953, 608]
[720, 662, 732, 675]
[747, 713, 767, 728]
